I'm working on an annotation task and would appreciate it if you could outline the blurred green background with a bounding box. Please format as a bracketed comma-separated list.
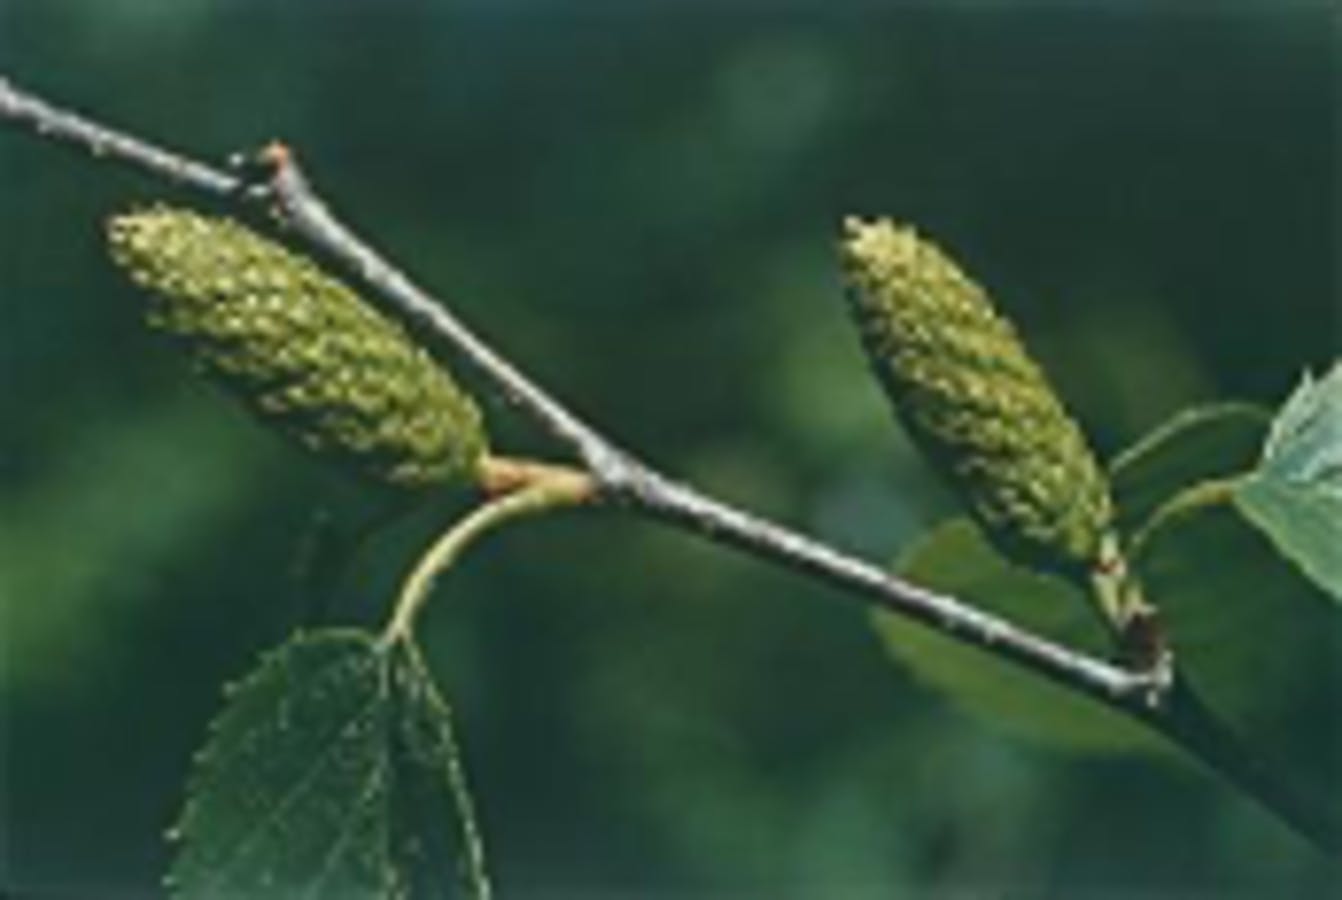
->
[1, 1, 1337, 896]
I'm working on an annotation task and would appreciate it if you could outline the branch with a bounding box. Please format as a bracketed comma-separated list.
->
[0, 76, 243, 198]
[247, 128, 1167, 708]
[4, 74, 1333, 854]
[0, 75, 1152, 706]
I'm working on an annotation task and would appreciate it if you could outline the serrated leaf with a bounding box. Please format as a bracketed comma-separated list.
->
[1108, 402, 1269, 539]
[171, 630, 488, 900]
[873, 519, 1159, 753]
[170, 631, 396, 898]
[1234, 364, 1342, 601]
[391, 644, 492, 900]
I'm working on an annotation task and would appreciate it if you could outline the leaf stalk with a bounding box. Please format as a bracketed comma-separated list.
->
[379, 458, 593, 647]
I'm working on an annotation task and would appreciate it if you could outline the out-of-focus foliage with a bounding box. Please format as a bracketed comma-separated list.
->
[2, 1, 1336, 895]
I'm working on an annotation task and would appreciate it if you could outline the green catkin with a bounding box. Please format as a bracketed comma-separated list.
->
[107, 207, 487, 489]
[840, 217, 1116, 580]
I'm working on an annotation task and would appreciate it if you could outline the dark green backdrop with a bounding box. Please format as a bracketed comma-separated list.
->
[1, 1, 1336, 896]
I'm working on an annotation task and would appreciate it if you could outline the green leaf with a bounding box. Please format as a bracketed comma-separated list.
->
[872, 400, 1299, 755]
[1234, 364, 1342, 601]
[1108, 402, 1269, 539]
[873, 519, 1159, 753]
[1133, 482, 1336, 724]
[170, 631, 395, 898]
[1133, 482, 1341, 801]
[171, 630, 489, 900]
[877, 486, 1341, 762]
[390, 644, 492, 900]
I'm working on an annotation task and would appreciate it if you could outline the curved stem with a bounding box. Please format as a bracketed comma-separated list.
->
[380, 462, 593, 647]
[1126, 477, 1241, 563]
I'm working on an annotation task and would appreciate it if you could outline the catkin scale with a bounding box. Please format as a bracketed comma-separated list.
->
[107, 207, 487, 489]
[841, 217, 1114, 577]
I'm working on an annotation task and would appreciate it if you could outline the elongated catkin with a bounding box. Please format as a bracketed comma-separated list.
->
[108, 207, 487, 489]
[841, 217, 1114, 577]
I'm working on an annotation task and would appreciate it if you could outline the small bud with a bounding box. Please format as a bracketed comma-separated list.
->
[108, 207, 487, 489]
[840, 217, 1114, 577]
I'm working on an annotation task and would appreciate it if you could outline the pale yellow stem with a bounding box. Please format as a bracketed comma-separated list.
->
[380, 460, 593, 646]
